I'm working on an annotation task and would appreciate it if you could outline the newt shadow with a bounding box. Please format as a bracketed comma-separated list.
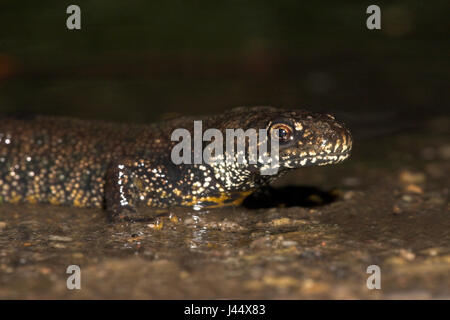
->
[110, 186, 339, 222]
[242, 186, 339, 209]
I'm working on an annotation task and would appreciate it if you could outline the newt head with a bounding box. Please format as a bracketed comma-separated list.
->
[212, 106, 353, 174]
[265, 109, 353, 169]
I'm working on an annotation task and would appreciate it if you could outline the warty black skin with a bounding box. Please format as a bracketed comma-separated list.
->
[0, 107, 352, 219]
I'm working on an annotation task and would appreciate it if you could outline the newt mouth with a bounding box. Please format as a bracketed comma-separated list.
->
[314, 151, 351, 166]
[282, 150, 351, 168]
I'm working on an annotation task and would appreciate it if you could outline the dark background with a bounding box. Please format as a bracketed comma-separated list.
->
[0, 1, 448, 130]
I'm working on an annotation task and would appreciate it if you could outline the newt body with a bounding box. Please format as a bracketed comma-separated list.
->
[0, 107, 352, 218]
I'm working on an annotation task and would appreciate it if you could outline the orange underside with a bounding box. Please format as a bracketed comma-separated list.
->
[181, 190, 253, 209]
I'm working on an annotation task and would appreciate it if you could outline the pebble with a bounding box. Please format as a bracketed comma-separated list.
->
[401, 195, 413, 202]
[262, 275, 299, 289]
[342, 190, 357, 200]
[399, 249, 416, 261]
[147, 220, 163, 230]
[0, 221, 6, 231]
[249, 236, 271, 249]
[399, 170, 426, 184]
[392, 205, 403, 215]
[48, 235, 73, 242]
[404, 184, 423, 194]
[281, 240, 298, 247]
[270, 218, 292, 226]
[39, 267, 52, 275]
[203, 220, 245, 231]
[421, 247, 440, 256]
[51, 243, 67, 249]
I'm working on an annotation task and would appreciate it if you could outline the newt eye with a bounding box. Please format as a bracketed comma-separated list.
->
[270, 123, 293, 142]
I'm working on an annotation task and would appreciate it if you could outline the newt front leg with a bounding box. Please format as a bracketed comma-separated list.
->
[105, 157, 177, 220]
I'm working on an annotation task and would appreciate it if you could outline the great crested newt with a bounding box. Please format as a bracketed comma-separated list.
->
[0, 106, 352, 219]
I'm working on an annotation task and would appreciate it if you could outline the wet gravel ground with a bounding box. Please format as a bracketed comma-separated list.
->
[0, 117, 448, 299]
